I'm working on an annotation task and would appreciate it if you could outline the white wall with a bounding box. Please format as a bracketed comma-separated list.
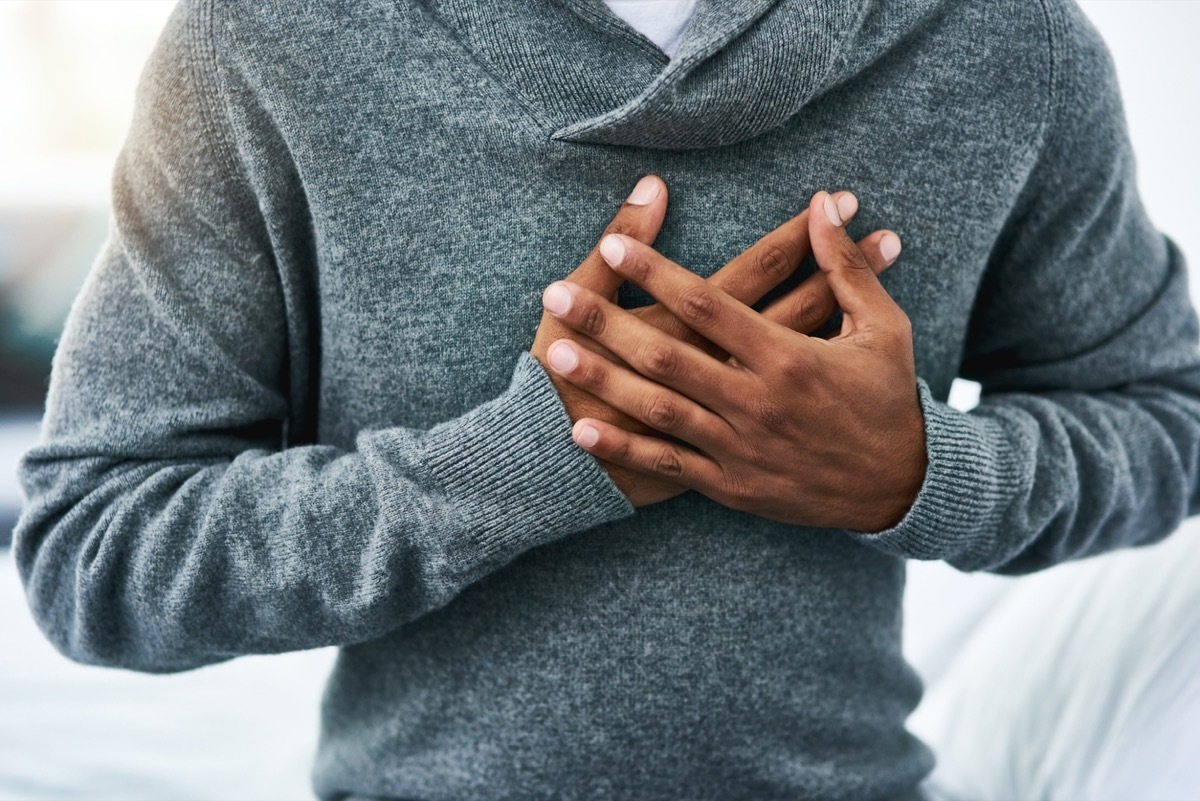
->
[1078, 1, 1200, 304]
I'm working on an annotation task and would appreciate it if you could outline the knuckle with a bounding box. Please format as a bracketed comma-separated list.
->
[603, 219, 637, 239]
[643, 392, 680, 430]
[618, 248, 651, 282]
[638, 342, 681, 381]
[754, 242, 792, 282]
[580, 303, 606, 337]
[652, 446, 684, 478]
[802, 300, 831, 332]
[750, 397, 789, 433]
[791, 292, 830, 333]
[678, 286, 719, 328]
[609, 437, 633, 463]
[780, 352, 817, 385]
[721, 473, 757, 507]
[578, 356, 607, 391]
[840, 241, 872, 271]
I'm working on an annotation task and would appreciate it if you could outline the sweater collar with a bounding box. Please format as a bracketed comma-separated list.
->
[425, 0, 872, 150]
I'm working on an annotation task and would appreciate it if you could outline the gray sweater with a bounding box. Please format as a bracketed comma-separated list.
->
[15, 0, 1200, 798]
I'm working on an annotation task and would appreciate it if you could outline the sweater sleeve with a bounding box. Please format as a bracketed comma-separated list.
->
[851, 2, 1200, 574]
[12, 0, 632, 673]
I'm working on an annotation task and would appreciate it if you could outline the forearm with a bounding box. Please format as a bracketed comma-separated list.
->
[853, 363, 1200, 574]
[857, 234, 1200, 572]
[16, 353, 631, 673]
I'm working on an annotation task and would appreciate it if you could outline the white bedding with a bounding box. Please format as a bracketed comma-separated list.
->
[908, 524, 1200, 801]
[0, 548, 336, 800]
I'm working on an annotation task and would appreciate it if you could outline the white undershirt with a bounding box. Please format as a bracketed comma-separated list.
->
[600, 0, 701, 59]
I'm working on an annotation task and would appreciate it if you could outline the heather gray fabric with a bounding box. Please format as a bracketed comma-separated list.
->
[14, 0, 1200, 798]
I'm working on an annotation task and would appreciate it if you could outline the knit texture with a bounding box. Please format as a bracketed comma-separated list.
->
[14, 0, 1200, 798]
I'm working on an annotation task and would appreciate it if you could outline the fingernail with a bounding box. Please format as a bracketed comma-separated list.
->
[880, 233, 902, 263]
[575, 423, 600, 448]
[627, 176, 659, 205]
[599, 235, 625, 267]
[837, 193, 858, 223]
[542, 282, 572, 316]
[548, 341, 578, 373]
[823, 193, 843, 227]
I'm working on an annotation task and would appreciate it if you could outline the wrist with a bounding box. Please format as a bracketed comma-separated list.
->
[854, 404, 928, 533]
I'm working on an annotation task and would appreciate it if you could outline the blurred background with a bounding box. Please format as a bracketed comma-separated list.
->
[0, 1, 174, 541]
[0, 2, 1198, 799]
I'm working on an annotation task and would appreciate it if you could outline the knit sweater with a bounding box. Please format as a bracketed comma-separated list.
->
[15, 0, 1200, 798]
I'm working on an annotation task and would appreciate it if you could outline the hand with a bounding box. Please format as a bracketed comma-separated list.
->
[541, 190, 926, 532]
[531, 178, 901, 507]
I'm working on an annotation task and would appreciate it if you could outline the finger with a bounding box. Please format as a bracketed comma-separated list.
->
[571, 417, 724, 493]
[651, 193, 855, 349]
[705, 191, 859, 307]
[762, 227, 900, 334]
[595, 234, 794, 369]
[565, 174, 668, 301]
[542, 280, 740, 410]
[807, 190, 905, 336]
[545, 338, 731, 451]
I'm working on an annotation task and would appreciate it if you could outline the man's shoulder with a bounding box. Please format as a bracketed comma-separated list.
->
[183, 0, 438, 122]
[199, 0, 431, 63]
[894, 0, 1116, 134]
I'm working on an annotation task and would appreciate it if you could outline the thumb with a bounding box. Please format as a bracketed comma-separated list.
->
[566, 174, 668, 301]
[807, 190, 904, 337]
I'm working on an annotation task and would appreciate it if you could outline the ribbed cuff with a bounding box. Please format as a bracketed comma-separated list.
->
[422, 352, 635, 567]
[848, 378, 1023, 565]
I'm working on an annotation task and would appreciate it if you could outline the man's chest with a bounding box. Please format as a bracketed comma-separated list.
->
[284, 78, 1035, 444]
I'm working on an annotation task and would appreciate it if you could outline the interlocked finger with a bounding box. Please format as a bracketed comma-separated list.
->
[763, 228, 901, 333]
[565, 174, 668, 300]
[597, 234, 791, 369]
[545, 339, 730, 452]
[570, 417, 725, 493]
[807, 191, 907, 336]
[542, 280, 739, 411]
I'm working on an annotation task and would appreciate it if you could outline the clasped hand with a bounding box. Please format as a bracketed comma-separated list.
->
[540, 189, 927, 533]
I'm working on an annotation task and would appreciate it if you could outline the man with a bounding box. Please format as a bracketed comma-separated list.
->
[15, 0, 1200, 798]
